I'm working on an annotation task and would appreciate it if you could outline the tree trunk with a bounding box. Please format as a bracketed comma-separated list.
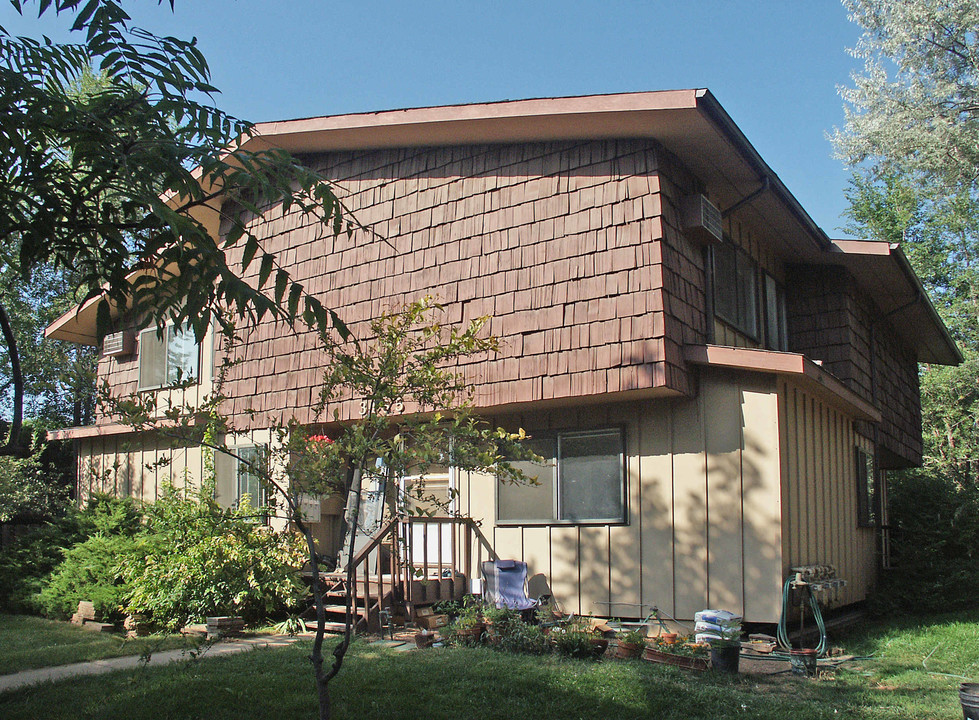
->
[0, 300, 26, 457]
[310, 467, 364, 720]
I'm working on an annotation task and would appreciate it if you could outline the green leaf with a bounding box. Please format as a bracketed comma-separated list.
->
[240, 235, 259, 271]
[274, 270, 288, 304]
[258, 253, 275, 288]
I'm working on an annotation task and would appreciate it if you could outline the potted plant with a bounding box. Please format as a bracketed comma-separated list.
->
[643, 635, 710, 670]
[552, 619, 607, 660]
[615, 628, 647, 659]
[708, 637, 741, 673]
[449, 604, 486, 646]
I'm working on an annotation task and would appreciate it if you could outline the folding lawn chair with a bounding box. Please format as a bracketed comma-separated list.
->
[481, 560, 539, 617]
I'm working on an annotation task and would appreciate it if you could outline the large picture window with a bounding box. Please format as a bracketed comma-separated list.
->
[712, 242, 759, 339]
[498, 429, 625, 524]
[138, 324, 200, 390]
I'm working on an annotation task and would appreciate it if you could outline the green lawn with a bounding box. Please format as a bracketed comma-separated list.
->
[0, 610, 976, 719]
[0, 615, 198, 675]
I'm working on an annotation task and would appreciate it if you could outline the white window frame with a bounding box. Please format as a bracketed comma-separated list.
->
[137, 323, 200, 391]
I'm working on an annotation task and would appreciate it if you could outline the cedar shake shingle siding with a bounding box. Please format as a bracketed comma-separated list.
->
[211, 140, 699, 428]
[786, 265, 922, 466]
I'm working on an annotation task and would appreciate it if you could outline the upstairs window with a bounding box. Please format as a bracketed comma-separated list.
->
[763, 273, 789, 351]
[712, 242, 758, 339]
[498, 429, 625, 525]
[138, 324, 199, 390]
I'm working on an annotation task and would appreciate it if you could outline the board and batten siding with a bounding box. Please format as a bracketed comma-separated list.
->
[76, 432, 207, 505]
[459, 371, 784, 623]
[778, 378, 876, 608]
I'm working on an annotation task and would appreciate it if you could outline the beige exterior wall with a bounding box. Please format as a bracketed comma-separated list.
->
[778, 378, 877, 608]
[75, 429, 334, 539]
[77, 432, 207, 505]
[458, 371, 784, 624]
[76, 369, 878, 621]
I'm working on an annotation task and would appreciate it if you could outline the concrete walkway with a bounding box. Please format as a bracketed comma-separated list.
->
[0, 634, 303, 694]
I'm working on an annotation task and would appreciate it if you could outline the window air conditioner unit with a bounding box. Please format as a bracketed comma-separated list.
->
[681, 194, 723, 245]
[102, 331, 134, 357]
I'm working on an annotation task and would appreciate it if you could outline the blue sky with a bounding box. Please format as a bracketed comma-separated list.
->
[3, 1, 865, 236]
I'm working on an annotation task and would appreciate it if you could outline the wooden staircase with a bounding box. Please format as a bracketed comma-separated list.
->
[305, 515, 497, 635]
[303, 571, 395, 634]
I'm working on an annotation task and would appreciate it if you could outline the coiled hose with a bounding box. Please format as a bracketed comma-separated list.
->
[777, 576, 828, 657]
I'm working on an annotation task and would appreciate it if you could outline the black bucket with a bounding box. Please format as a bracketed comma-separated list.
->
[960, 683, 979, 720]
[710, 644, 740, 673]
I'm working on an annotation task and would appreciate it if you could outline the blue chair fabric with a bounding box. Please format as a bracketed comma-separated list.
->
[481, 559, 538, 611]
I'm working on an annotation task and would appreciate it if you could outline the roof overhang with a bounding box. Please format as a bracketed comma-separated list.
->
[684, 344, 883, 422]
[45, 293, 105, 345]
[44, 90, 871, 346]
[812, 240, 962, 365]
[44, 267, 157, 346]
[247, 89, 831, 257]
[46, 422, 136, 441]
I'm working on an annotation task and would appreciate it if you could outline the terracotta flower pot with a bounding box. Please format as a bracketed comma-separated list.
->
[661, 632, 678, 645]
[615, 641, 643, 659]
[454, 622, 485, 643]
[642, 646, 708, 671]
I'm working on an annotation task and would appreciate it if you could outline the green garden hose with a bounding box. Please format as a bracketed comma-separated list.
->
[777, 576, 829, 657]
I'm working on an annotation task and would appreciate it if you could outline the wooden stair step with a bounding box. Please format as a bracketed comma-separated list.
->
[321, 604, 366, 616]
[304, 619, 354, 634]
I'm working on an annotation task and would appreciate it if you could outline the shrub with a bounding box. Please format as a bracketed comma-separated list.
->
[497, 619, 549, 655]
[874, 471, 979, 613]
[551, 619, 603, 660]
[121, 484, 307, 629]
[0, 494, 140, 614]
[0, 429, 74, 524]
[36, 533, 140, 622]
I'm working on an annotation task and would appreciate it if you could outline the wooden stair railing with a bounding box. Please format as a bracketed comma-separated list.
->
[320, 515, 500, 634]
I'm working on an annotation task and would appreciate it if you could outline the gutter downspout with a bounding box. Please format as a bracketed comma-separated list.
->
[696, 89, 832, 252]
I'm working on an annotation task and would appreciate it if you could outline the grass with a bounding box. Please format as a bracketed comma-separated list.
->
[0, 615, 198, 675]
[0, 610, 976, 719]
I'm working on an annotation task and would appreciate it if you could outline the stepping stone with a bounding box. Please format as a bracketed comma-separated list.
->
[81, 621, 116, 633]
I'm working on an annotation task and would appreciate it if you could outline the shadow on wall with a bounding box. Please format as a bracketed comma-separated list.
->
[550, 385, 782, 623]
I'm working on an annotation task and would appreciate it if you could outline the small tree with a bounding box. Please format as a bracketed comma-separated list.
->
[2, 0, 356, 455]
[109, 298, 533, 720]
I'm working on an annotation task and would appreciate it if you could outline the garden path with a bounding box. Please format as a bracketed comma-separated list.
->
[0, 634, 303, 694]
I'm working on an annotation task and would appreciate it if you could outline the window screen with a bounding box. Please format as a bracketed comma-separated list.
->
[712, 243, 761, 340]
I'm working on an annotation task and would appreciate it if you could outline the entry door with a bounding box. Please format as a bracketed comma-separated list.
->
[403, 469, 454, 570]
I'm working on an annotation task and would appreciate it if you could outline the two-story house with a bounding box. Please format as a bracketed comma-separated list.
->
[46, 90, 960, 624]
